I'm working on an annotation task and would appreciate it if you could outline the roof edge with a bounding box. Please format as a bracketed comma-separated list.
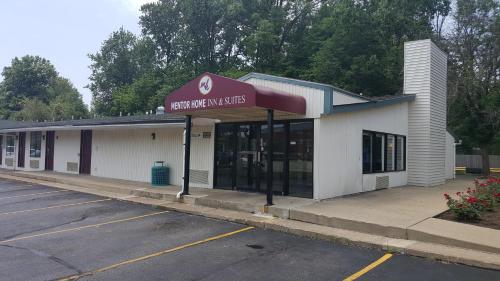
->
[327, 95, 416, 115]
[239, 72, 371, 101]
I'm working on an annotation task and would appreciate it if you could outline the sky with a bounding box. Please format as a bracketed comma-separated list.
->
[0, 0, 156, 107]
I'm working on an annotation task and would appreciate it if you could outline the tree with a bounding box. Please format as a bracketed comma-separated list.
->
[0, 55, 58, 115]
[447, 0, 500, 175]
[95, 0, 450, 110]
[88, 28, 156, 114]
[12, 99, 51, 121]
[0, 55, 89, 121]
[48, 78, 89, 120]
[242, 0, 317, 74]
[305, 0, 451, 96]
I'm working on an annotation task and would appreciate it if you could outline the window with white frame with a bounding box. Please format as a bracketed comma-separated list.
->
[6, 136, 15, 157]
[30, 132, 42, 158]
[362, 130, 406, 174]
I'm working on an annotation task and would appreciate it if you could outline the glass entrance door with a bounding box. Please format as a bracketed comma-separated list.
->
[214, 120, 314, 198]
[235, 124, 260, 191]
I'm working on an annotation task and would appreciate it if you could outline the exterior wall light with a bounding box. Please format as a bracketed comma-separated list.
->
[151, 133, 156, 140]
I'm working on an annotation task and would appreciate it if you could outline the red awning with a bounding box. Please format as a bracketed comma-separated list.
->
[165, 73, 306, 120]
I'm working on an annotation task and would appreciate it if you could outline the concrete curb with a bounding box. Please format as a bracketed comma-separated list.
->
[1, 173, 500, 271]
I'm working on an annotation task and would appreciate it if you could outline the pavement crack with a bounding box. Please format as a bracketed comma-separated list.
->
[0, 244, 83, 275]
[1, 214, 88, 242]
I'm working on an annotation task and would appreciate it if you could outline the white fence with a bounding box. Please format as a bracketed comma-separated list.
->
[456, 155, 500, 169]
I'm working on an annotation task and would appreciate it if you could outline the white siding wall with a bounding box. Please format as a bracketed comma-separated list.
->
[244, 78, 324, 118]
[333, 92, 367, 105]
[188, 126, 215, 187]
[315, 103, 408, 199]
[54, 130, 81, 174]
[404, 39, 447, 186]
[90, 126, 214, 187]
[445, 131, 456, 180]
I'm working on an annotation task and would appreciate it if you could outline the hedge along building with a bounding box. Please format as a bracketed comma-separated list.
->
[0, 39, 456, 202]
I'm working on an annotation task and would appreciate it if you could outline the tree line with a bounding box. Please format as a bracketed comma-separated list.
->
[0, 56, 88, 121]
[0, 0, 498, 167]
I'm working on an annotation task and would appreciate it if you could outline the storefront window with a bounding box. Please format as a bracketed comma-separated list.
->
[363, 130, 406, 174]
[215, 124, 235, 189]
[261, 123, 286, 194]
[30, 132, 42, 158]
[372, 133, 385, 172]
[396, 136, 406, 171]
[6, 136, 15, 157]
[214, 119, 314, 198]
[386, 135, 395, 171]
[362, 132, 372, 173]
[288, 121, 313, 198]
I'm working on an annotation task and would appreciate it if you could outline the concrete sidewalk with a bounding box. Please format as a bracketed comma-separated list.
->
[283, 177, 500, 255]
[286, 178, 469, 239]
[1, 170, 499, 269]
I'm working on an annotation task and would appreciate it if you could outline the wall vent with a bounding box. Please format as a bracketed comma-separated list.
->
[375, 176, 389, 190]
[67, 162, 79, 172]
[5, 158, 13, 167]
[190, 169, 209, 185]
[30, 160, 40, 169]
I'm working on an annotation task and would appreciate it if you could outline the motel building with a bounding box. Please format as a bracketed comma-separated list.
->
[0, 40, 456, 203]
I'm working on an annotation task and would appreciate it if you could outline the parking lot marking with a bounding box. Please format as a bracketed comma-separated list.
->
[0, 210, 170, 244]
[343, 253, 393, 281]
[0, 198, 111, 216]
[58, 226, 255, 281]
[0, 190, 69, 200]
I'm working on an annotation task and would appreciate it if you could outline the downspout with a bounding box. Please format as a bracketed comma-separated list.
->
[453, 139, 462, 179]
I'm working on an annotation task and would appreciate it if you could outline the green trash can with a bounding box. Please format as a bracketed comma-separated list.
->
[151, 161, 169, 186]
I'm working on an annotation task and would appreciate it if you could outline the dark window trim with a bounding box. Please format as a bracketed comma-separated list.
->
[362, 130, 406, 174]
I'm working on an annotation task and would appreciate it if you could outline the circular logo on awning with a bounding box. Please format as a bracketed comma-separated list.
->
[198, 75, 213, 95]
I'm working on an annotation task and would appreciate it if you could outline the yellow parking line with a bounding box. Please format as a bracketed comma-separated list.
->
[343, 253, 393, 281]
[0, 190, 69, 200]
[58, 226, 255, 281]
[0, 210, 170, 244]
[0, 198, 111, 216]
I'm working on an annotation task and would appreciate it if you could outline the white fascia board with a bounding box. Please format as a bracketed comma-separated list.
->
[0, 123, 185, 133]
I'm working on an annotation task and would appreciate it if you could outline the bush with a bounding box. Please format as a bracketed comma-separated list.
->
[444, 192, 482, 220]
[444, 176, 500, 221]
[481, 177, 500, 203]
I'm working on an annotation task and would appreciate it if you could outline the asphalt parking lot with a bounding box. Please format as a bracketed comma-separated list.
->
[0, 178, 499, 281]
